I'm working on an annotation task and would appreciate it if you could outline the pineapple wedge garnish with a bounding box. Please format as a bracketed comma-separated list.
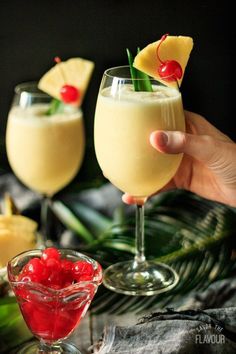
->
[133, 35, 193, 87]
[38, 57, 94, 106]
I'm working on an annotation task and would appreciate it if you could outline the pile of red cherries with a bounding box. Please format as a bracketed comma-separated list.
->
[18, 248, 98, 289]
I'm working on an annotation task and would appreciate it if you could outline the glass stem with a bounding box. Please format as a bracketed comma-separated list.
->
[39, 340, 62, 353]
[40, 195, 51, 247]
[134, 204, 146, 264]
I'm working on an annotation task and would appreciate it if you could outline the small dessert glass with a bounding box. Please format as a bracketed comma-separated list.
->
[7, 249, 102, 354]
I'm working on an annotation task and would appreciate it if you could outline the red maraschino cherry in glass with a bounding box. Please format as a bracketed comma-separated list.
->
[54, 57, 81, 104]
[8, 248, 102, 354]
[156, 34, 183, 82]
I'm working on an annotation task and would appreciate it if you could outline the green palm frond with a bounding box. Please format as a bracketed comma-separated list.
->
[52, 189, 236, 314]
[0, 299, 32, 352]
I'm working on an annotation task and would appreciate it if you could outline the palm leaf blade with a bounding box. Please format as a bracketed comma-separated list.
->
[87, 191, 236, 314]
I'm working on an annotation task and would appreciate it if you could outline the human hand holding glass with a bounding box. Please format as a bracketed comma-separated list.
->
[123, 111, 236, 208]
[94, 66, 185, 295]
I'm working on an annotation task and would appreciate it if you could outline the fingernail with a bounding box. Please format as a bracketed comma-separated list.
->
[150, 131, 168, 148]
[158, 132, 169, 146]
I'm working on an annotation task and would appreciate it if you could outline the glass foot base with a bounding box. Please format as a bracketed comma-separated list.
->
[17, 340, 81, 354]
[103, 260, 179, 296]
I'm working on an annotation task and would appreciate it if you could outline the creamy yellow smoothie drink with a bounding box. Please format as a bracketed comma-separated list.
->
[95, 84, 185, 197]
[6, 104, 84, 196]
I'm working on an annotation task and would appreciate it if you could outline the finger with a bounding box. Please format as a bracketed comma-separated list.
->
[150, 130, 228, 166]
[184, 110, 232, 142]
[122, 193, 147, 205]
[157, 180, 176, 193]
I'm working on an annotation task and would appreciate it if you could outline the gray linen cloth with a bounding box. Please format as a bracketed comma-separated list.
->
[0, 173, 41, 211]
[91, 275, 236, 353]
[91, 274, 236, 354]
[93, 307, 236, 354]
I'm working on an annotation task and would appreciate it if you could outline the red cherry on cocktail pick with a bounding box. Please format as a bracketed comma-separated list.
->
[54, 56, 80, 104]
[156, 34, 183, 82]
[60, 84, 80, 103]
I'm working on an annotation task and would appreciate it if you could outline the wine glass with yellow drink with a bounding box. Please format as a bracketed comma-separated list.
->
[6, 57, 94, 245]
[94, 34, 193, 295]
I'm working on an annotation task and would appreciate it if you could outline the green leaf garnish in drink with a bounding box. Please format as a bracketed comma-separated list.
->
[136, 48, 153, 92]
[126, 48, 139, 91]
[45, 98, 65, 116]
[126, 48, 153, 92]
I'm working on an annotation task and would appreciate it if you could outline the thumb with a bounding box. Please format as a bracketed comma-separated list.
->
[150, 130, 225, 166]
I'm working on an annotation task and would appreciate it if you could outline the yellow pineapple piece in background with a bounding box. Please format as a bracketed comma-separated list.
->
[133, 35, 193, 87]
[0, 229, 36, 268]
[0, 195, 37, 268]
[0, 215, 37, 233]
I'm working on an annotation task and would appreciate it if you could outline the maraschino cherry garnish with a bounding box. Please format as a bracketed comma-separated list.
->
[54, 56, 80, 104]
[156, 34, 183, 82]
[60, 85, 80, 103]
[18, 247, 96, 289]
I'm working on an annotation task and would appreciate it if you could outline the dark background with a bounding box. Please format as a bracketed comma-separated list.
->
[0, 0, 233, 186]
